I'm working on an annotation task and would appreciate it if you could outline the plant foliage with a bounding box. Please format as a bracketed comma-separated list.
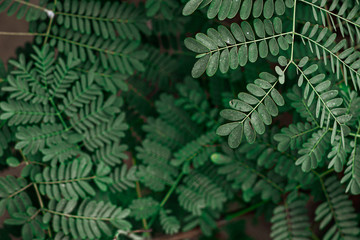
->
[0, 0, 360, 239]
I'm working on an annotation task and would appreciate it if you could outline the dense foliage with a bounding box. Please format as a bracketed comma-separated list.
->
[0, 0, 360, 239]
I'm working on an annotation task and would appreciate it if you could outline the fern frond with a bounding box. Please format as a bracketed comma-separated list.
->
[136, 140, 178, 191]
[93, 142, 128, 167]
[160, 209, 180, 235]
[182, 210, 219, 236]
[240, 128, 316, 186]
[216, 71, 285, 148]
[15, 123, 68, 155]
[0, 0, 46, 21]
[146, 0, 179, 20]
[297, 24, 360, 90]
[142, 118, 186, 150]
[50, 53, 81, 99]
[5, 205, 45, 240]
[341, 135, 360, 194]
[212, 152, 284, 202]
[172, 131, 218, 172]
[300, 0, 360, 41]
[68, 94, 122, 134]
[139, 46, 179, 88]
[45, 29, 148, 73]
[296, 128, 331, 172]
[0, 125, 11, 157]
[177, 169, 227, 215]
[185, 18, 291, 77]
[110, 165, 138, 193]
[341, 89, 360, 126]
[155, 94, 201, 139]
[316, 176, 360, 239]
[31, 45, 55, 87]
[176, 77, 218, 127]
[328, 135, 350, 172]
[183, 0, 293, 20]
[59, 72, 102, 117]
[270, 198, 311, 240]
[2, 75, 48, 104]
[274, 122, 318, 152]
[129, 197, 159, 220]
[83, 113, 128, 151]
[44, 199, 131, 239]
[294, 59, 352, 145]
[35, 157, 112, 200]
[83, 62, 129, 94]
[40, 141, 84, 166]
[55, 0, 150, 40]
[0, 100, 56, 126]
[287, 85, 318, 124]
[0, 175, 30, 212]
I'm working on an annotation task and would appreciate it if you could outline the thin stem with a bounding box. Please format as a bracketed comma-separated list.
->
[47, 34, 126, 56]
[14, 0, 47, 11]
[319, 169, 334, 178]
[237, 79, 280, 126]
[131, 158, 149, 233]
[290, 0, 298, 61]
[36, 176, 96, 184]
[160, 172, 184, 208]
[7, 183, 33, 199]
[19, 151, 44, 208]
[200, 32, 293, 57]
[30, 209, 41, 220]
[54, 11, 144, 23]
[225, 200, 267, 220]
[43, 0, 57, 45]
[147, 172, 185, 229]
[0, 32, 45, 36]
[43, 209, 112, 221]
[19, 150, 51, 237]
[49, 97, 69, 130]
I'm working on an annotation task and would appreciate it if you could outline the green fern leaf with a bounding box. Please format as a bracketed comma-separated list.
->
[315, 176, 360, 239]
[270, 198, 311, 240]
[129, 197, 159, 220]
[185, 18, 291, 77]
[182, 0, 292, 20]
[160, 209, 180, 235]
[44, 199, 131, 239]
[34, 157, 107, 200]
[216, 71, 285, 148]
[110, 165, 138, 193]
[83, 113, 128, 151]
[341, 140, 360, 194]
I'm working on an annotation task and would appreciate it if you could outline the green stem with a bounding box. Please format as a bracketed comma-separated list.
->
[7, 183, 33, 199]
[200, 32, 292, 57]
[49, 97, 68, 130]
[14, 0, 47, 11]
[290, 0, 298, 61]
[147, 172, 185, 229]
[225, 201, 267, 221]
[0, 32, 45, 36]
[43, 209, 112, 221]
[36, 176, 96, 184]
[43, 0, 57, 45]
